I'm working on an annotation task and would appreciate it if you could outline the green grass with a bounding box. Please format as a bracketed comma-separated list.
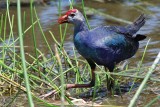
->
[17, 0, 34, 106]
[0, 0, 160, 106]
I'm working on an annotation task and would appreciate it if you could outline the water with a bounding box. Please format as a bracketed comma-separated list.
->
[0, 0, 160, 106]
[1, 0, 160, 66]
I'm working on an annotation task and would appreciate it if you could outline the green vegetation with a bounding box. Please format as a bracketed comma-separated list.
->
[0, 0, 159, 106]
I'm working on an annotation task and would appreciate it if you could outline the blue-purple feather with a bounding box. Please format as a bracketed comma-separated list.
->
[73, 13, 146, 71]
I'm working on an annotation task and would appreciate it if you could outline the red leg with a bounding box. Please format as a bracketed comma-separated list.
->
[66, 68, 95, 89]
[40, 61, 96, 98]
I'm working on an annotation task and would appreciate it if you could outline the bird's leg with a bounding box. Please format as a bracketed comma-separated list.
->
[66, 69, 95, 89]
[40, 61, 96, 98]
[106, 75, 114, 91]
[105, 66, 115, 91]
[66, 62, 96, 89]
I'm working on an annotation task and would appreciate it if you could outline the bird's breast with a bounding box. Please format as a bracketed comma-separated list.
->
[74, 33, 95, 59]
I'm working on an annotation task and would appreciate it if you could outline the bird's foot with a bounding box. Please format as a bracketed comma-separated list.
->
[39, 85, 71, 99]
[114, 82, 140, 95]
[39, 90, 59, 99]
[79, 86, 108, 98]
[117, 60, 129, 71]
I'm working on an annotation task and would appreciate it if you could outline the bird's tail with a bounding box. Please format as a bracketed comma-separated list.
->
[134, 34, 146, 41]
[133, 14, 145, 29]
[126, 14, 146, 35]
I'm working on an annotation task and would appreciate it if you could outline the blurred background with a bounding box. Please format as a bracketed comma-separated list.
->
[1, 0, 160, 67]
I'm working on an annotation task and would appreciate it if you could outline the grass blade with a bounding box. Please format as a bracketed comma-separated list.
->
[54, 44, 65, 106]
[17, 0, 34, 106]
[145, 96, 160, 107]
[129, 52, 160, 107]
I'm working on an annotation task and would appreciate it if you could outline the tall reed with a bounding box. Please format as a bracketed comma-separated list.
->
[17, 0, 34, 106]
[129, 52, 160, 107]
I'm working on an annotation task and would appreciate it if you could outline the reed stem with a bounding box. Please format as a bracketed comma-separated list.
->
[17, 0, 34, 106]
[129, 52, 160, 107]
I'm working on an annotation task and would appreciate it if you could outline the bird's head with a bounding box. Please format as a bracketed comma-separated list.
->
[58, 9, 85, 25]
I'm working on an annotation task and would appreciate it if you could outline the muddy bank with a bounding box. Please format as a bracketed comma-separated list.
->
[0, 0, 49, 8]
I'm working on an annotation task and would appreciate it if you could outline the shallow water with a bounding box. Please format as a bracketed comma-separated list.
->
[0, 0, 160, 106]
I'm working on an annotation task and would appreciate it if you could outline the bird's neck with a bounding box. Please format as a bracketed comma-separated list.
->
[74, 21, 89, 36]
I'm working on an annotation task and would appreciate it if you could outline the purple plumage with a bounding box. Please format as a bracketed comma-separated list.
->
[58, 9, 146, 90]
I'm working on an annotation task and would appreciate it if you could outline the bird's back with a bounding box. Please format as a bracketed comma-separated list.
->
[74, 14, 146, 71]
[74, 26, 138, 64]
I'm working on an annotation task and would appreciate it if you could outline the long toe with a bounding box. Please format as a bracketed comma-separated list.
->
[39, 90, 58, 99]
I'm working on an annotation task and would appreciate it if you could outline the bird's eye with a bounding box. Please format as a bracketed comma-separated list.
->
[70, 13, 75, 17]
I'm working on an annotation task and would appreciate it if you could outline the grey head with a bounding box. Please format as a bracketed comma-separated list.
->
[58, 9, 85, 25]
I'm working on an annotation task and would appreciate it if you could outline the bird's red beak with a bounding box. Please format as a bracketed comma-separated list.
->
[58, 14, 68, 24]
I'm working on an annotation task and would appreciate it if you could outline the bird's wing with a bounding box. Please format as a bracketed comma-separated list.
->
[89, 26, 127, 50]
[96, 14, 146, 37]
[91, 25, 135, 40]
[103, 26, 132, 36]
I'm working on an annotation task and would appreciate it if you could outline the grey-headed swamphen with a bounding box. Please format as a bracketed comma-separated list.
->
[58, 9, 146, 90]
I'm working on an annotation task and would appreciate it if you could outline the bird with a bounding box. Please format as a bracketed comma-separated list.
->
[58, 9, 146, 90]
